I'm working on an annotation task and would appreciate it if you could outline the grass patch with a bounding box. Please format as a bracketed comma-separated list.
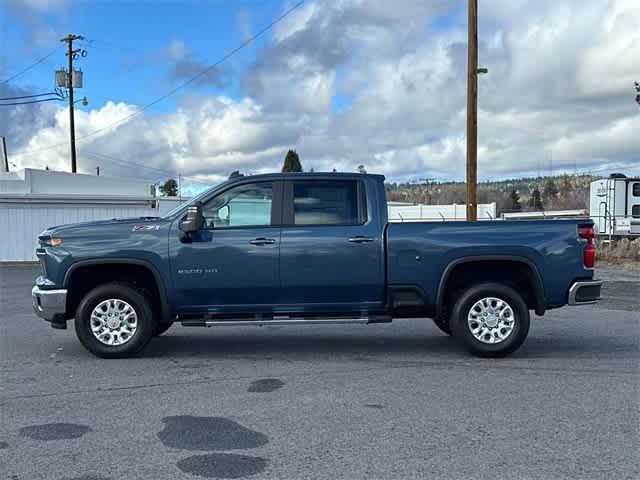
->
[596, 238, 640, 268]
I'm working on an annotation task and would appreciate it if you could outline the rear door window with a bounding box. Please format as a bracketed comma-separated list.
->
[292, 181, 363, 226]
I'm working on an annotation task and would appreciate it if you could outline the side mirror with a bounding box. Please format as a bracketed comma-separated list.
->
[180, 202, 204, 235]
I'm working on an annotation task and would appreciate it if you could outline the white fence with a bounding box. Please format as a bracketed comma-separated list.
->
[501, 210, 587, 220]
[388, 203, 496, 222]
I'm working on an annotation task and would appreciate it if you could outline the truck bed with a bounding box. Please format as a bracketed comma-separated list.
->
[386, 219, 594, 309]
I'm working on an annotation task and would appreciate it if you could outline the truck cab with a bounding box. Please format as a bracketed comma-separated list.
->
[169, 174, 386, 316]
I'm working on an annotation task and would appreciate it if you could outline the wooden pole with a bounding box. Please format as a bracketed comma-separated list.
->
[1, 136, 8, 172]
[61, 34, 83, 173]
[466, 0, 478, 221]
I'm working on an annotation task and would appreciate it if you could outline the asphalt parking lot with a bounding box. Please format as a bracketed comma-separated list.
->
[1, 264, 638, 480]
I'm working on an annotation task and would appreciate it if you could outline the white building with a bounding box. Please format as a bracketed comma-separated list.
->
[0, 169, 189, 261]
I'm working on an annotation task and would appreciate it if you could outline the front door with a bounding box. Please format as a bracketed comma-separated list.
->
[169, 180, 281, 313]
[278, 179, 385, 313]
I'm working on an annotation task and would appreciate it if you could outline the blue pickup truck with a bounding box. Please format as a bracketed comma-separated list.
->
[32, 173, 602, 358]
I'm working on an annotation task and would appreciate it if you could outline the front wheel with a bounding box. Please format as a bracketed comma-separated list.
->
[154, 322, 173, 336]
[450, 283, 530, 358]
[74, 283, 154, 358]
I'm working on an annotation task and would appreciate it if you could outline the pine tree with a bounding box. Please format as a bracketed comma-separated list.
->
[559, 174, 573, 198]
[281, 150, 302, 172]
[159, 178, 178, 197]
[542, 178, 558, 208]
[528, 187, 543, 210]
[509, 189, 522, 211]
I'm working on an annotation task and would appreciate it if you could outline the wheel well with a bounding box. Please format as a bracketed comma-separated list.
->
[438, 260, 544, 314]
[65, 263, 164, 321]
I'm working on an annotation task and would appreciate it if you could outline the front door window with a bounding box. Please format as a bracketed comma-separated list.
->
[202, 182, 273, 229]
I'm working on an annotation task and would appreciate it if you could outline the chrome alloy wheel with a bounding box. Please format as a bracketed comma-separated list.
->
[467, 297, 515, 344]
[90, 298, 138, 346]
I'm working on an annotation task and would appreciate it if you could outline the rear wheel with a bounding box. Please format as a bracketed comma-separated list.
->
[74, 283, 154, 358]
[450, 282, 530, 357]
[432, 312, 452, 335]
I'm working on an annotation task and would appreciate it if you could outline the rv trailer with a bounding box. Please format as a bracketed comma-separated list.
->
[589, 174, 640, 237]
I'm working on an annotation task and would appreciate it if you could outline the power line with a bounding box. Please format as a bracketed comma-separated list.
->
[0, 47, 60, 85]
[0, 91, 61, 101]
[0, 97, 62, 106]
[11, 0, 305, 159]
[83, 150, 216, 185]
[83, 150, 177, 176]
[82, 153, 168, 183]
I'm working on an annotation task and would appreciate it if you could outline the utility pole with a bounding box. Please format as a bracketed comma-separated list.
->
[466, 0, 478, 221]
[60, 34, 84, 173]
[1, 137, 8, 172]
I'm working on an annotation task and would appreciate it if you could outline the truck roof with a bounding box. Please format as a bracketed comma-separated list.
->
[227, 172, 386, 183]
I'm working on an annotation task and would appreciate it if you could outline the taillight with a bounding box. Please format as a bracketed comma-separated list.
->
[578, 226, 595, 268]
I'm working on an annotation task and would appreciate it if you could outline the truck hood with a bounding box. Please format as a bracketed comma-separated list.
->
[44, 216, 164, 235]
[47, 217, 161, 232]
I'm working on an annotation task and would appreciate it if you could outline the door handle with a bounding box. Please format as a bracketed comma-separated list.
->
[348, 236, 374, 243]
[249, 237, 276, 245]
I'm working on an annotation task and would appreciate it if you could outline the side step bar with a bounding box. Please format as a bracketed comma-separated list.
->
[181, 315, 391, 327]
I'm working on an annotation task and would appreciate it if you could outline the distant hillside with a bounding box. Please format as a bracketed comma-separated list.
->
[385, 174, 599, 213]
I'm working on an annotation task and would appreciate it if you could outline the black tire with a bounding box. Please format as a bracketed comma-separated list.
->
[154, 322, 173, 336]
[432, 313, 452, 335]
[450, 282, 530, 358]
[74, 283, 154, 358]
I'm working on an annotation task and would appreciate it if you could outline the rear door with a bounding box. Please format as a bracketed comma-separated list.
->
[278, 179, 385, 312]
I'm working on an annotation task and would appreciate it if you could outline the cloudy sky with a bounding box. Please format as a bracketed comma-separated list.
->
[1, 0, 639, 193]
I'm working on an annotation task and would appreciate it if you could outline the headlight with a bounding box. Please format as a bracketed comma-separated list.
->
[40, 236, 63, 247]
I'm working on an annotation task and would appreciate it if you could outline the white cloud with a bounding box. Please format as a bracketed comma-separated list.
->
[166, 39, 188, 61]
[6, 0, 640, 187]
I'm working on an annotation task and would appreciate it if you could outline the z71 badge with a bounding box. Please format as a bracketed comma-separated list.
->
[132, 225, 160, 232]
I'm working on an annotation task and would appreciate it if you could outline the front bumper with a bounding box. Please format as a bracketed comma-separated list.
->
[568, 280, 603, 305]
[32, 285, 68, 327]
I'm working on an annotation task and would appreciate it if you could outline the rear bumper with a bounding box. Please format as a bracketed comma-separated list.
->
[568, 280, 603, 305]
[32, 285, 68, 327]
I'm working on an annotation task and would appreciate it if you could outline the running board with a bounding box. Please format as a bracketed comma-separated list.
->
[181, 315, 391, 327]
